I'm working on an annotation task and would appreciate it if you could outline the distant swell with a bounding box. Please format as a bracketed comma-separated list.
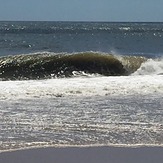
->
[0, 52, 147, 80]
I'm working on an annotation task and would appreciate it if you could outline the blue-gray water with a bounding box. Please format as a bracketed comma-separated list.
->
[0, 22, 163, 151]
[0, 21, 163, 57]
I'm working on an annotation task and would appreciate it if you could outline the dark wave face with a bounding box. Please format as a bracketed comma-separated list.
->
[0, 52, 147, 80]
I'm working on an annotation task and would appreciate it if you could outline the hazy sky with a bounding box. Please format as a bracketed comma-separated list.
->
[0, 0, 163, 22]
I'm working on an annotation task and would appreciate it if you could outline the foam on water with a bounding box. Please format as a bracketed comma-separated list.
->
[1, 75, 163, 151]
[1, 89, 163, 151]
[0, 75, 163, 100]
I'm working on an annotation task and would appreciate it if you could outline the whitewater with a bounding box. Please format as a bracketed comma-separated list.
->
[0, 73, 163, 100]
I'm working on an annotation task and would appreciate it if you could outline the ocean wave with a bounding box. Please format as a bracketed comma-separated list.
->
[0, 52, 148, 80]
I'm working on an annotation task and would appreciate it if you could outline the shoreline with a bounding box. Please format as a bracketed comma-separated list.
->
[1, 145, 163, 163]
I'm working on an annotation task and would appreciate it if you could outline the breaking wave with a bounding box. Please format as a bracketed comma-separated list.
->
[0, 51, 151, 80]
[133, 58, 163, 75]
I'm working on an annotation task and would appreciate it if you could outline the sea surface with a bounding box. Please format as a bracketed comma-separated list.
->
[0, 21, 163, 152]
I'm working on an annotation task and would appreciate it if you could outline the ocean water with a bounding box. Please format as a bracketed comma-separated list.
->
[0, 21, 163, 151]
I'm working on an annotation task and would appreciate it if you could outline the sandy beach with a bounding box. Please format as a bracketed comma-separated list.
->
[1, 146, 163, 163]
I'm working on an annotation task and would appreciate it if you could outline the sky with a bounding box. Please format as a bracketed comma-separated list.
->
[0, 0, 163, 22]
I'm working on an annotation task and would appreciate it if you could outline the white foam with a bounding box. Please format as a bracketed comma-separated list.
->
[119, 27, 131, 31]
[0, 75, 163, 100]
[133, 58, 163, 75]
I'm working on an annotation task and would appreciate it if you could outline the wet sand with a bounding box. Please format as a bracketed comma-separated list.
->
[1, 146, 163, 163]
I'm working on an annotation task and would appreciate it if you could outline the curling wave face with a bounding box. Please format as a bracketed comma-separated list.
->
[0, 52, 147, 80]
